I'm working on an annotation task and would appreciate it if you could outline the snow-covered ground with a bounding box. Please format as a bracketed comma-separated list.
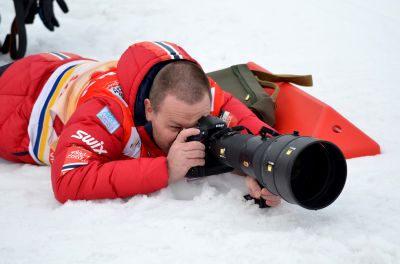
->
[1, 0, 400, 263]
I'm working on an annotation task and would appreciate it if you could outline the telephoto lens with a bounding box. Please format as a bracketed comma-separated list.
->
[209, 132, 347, 210]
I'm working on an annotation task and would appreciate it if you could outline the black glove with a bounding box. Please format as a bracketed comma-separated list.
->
[38, 0, 68, 31]
[25, 0, 38, 24]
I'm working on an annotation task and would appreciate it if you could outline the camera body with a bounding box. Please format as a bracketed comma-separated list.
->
[186, 116, 234, 178]
[185, 115, 347, 210]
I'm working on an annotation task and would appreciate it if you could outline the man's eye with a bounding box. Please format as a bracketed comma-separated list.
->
[170, 126, 181, 131]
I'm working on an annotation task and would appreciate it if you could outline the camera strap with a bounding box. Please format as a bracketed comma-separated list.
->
[244, 194, 270, 209]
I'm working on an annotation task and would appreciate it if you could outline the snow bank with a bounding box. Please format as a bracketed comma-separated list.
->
[1, 0, 399, 263]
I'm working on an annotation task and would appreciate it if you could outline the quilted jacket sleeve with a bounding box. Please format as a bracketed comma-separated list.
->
[220, 91, 279, 136]
[51, 97, 168, 203]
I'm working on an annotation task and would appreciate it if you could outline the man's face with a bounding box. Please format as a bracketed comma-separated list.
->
[144, 94, 211, 154]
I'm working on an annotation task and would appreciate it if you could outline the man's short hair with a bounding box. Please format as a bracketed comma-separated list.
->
[149, 61, 211, 112]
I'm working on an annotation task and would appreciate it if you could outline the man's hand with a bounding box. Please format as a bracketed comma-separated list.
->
[245, 176, 281, 207]
[167, 128, 205, 183]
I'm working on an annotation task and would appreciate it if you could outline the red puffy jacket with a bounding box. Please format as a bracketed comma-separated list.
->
[0, 41, 274, 203]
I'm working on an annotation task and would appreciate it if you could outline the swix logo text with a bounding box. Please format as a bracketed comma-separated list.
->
[71, 130, 108, 155]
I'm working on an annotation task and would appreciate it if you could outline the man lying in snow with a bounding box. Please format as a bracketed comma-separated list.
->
[0, 41, 281, 207]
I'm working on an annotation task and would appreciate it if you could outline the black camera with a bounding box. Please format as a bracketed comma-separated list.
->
[186, 115, 347, 210]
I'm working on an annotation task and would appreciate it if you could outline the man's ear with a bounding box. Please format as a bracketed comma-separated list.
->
[144, 98, 153, 121]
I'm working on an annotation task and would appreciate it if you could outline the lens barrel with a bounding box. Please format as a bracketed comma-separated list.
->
[209, 133, 347, 210]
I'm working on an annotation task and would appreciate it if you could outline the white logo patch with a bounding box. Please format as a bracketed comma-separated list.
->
[71, 130, 108, 155]
[96, 106, 121, 134]
[123, 127, 142, 158]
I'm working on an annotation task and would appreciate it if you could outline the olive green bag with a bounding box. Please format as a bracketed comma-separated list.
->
[207, 64, 313, 127]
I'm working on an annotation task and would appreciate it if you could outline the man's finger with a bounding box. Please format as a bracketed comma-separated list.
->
[182, 141, 205, 151]
[246, 177, 261, 199]
[261, 189, 280, 201]
[184, 150, 205, 159]
[265, 199, 281, 207]
[260, 187, 281, 207]
[187, 158, 206, 168]
[261, 195, 281, 203]
[261, 188, 276, 197]
[175, 128, 201, 143]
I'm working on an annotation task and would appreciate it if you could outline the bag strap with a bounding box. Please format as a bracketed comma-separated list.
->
[251, 70, 313, 102]
[251, 70, 313, 87]
[254, 77, 280, 102]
